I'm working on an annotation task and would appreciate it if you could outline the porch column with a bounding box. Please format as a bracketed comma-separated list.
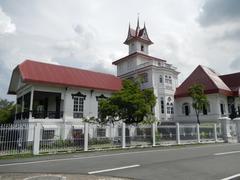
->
[219, 117, 232, 143]
[21, 95, 24, 120]
[233, 118, 240, 143]
[29, 87, 34, 119]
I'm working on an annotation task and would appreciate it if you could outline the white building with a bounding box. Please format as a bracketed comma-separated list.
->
[112, 19, 179, 122]
[8, 60, 122, 140]
[174, 65, 240, 123]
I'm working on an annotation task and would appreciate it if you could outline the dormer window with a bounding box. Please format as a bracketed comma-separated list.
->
[141, 44, 144, 52]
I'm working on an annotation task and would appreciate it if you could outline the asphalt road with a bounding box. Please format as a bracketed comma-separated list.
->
[0, 143, 240, 180]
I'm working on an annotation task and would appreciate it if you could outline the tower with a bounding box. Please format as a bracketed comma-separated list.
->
[124, 18, 153, 55]
[113, 19, 179, 122]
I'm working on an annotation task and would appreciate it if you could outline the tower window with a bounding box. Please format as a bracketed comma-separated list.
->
[159, 75, 163, 83]
[160, 97, 164, 114]
[141, 44, 144, 52]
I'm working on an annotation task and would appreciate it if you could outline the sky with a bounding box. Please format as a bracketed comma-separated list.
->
[0, 0, 240, 101]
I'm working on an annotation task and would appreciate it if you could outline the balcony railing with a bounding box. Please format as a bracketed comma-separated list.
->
[16, 111, 64, 120]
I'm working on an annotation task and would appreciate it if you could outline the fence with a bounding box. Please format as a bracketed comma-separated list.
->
[0, 122, 225, 156]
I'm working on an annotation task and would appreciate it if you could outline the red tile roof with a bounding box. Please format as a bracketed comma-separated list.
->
[175, 65, 233, 98]
[16, 60, 122, 92]
[220, 72, 240, 95]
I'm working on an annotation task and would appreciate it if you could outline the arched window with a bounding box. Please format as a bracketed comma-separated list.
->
[165, 75, 172, 84]
[159, 75, 163, 83]
[182, 103, 190, 116]
[166, 97, 174, 114]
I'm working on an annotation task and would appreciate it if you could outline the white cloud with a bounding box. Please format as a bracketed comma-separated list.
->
[0, 7, 15, 34]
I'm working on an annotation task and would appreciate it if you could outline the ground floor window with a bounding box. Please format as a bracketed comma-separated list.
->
[97, 128, 106, 137]
[42, 130, 55, 140]
[182, 103, 190, 116]
[203, 103, 210, 115]
[220, 103, 225, 115]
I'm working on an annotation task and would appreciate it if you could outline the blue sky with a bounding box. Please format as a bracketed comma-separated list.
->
[0, 0, 240, 101]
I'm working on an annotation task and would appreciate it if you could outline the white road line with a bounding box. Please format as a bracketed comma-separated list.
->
[214, 150, 240, 156]
[221, 173, 240, 180]
[0, 143, 238, 167]
[88, 164, 140, 174]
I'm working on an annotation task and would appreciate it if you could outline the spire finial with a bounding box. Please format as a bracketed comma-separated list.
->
[137, 13, 140, 27]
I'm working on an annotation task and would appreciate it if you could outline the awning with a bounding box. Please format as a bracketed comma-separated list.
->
[42, 124, 58, 129]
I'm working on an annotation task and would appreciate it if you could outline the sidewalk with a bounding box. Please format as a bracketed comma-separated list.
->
[0, 173, 131, 180]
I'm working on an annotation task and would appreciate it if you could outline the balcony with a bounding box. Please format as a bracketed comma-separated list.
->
[16, 111, 64, 120]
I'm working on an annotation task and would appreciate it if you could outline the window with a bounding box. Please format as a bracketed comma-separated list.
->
[141, 44, 144, 52]
[97, 128, 106, 137]
[202, 103, 210, 115]
[182, 103, 190, 116]
[42, 130, 55, 140]
[220, 102, 225, 115]
[73, 97, 84, 118]
[96, 94, 108, 118]
[166, 97, 174, 114]
[159, 75, 163, 83]
[165, 75, 172, 84]
[139, 73, 148, 83]
[160, 97, 164, 114]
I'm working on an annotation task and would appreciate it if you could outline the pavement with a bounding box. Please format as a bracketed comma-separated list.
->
[0, 143, 240, 180]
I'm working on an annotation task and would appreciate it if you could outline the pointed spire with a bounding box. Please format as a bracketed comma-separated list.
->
[136, 14, 140, 36]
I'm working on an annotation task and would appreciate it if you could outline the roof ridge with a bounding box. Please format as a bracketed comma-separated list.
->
[22, 59, 117, 77]
[200, 65, 230, 91]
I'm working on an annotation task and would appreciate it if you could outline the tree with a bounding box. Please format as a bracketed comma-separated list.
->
[0, 98, 15, 124]
[97, 79, 156, 125]
[188, 84, 208, 124]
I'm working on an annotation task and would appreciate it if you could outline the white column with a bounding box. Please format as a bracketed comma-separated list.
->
[33, 123, 41, 155]
[176, 122, 180, 145]
[84, 122, 89, 151]
[219, 117, 232, 143]
[15, 96, 18, 121]
[214, 124, 218, 142]
[233, 118, 240, 143]
[196, 124, 200, 143]
[122, 122, 126, 148]
[152, 122, 156, 146]
[29, 87, 34, 119]
[21, 96, 24, 120]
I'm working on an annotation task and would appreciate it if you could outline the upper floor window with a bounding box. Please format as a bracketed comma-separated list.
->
[139, 73, 148, 83]
[182, 102, 190, 116]
[141, 44, 144, 52]
[165, 75, 172, 84]
[159, 75, 163, 83]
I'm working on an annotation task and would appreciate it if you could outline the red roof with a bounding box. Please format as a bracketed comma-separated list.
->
[112, 52, 166, 65]
[16, 60, 122, 92]
[175, 65, 233, 98]
[220, 72, 240, 95]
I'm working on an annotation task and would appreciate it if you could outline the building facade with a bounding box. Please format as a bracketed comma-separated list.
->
[174, 65, 240, 123]
[112, 19, 179, 122]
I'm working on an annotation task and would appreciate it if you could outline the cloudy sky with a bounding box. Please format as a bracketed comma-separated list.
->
[0, 0, 240, 101]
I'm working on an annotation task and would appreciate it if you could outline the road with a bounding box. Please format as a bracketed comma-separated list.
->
[0, 143, 240, 180]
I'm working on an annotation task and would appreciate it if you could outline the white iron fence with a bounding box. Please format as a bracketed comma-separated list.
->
[0, 122, 227, 156]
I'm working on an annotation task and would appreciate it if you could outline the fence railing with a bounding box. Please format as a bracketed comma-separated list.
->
[0, 122, 225, 156]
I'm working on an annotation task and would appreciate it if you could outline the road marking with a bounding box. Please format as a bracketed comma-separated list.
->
[221, 173, 240, 180]
[214, 150, 240, 156]
[0, 143, 238, 167]
[88, 164, 140, 174]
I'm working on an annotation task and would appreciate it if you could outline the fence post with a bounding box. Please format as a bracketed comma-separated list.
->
[196, 124, 200, 143]
[214, 123, 218, 142]
[233, 118, 240, 143]
[219, 117, 231, 143]
[84, 122, 88, 151]
[176, 122, 180, 145]
[122, 122, 126, 148]
[152, 123, 156, 146]
[33, 123, 41, 155]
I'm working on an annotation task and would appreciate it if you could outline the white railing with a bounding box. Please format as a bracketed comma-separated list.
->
[0, 121, 229, 156]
